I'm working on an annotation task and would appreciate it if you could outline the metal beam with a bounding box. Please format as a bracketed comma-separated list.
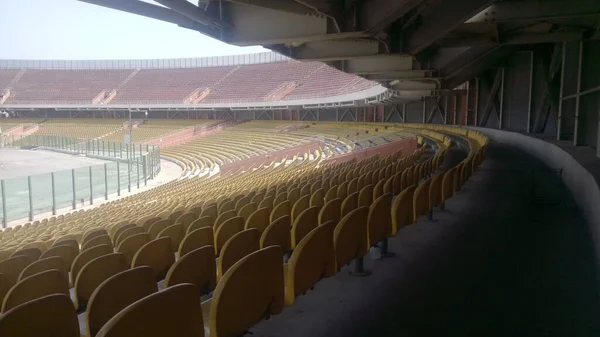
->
[78, 0, 221, 38]
[284, 39, 381, 61]
[426, 97, 446, 123]
[223, 2, 327, 46]
[479, 68, 503, 127]
[436, 32, 591, 48]
[362, 70, 434, 81]
[335, 55, 414, 74]
[444, 46, 515, 90]
[227, 0, 317, 16]
[440, 46, 498, 79]
[405, 0, 495, 55]
[467, 0, 600, 23]
[358, 0, 424, 34]
[153, 0, 230, 28]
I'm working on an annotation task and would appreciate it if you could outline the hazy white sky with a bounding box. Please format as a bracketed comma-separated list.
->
[0, 0, 267, 60]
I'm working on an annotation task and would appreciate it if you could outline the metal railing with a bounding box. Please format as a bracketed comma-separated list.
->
[0, 134, 161, 227]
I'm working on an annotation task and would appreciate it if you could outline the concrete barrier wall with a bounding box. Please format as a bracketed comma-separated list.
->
[471, 127, 600, 271]
[220, 141, 323, 175]
[323, 137, 418, 165]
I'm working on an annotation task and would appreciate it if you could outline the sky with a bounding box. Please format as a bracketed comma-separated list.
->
[0, 0, 267, 60]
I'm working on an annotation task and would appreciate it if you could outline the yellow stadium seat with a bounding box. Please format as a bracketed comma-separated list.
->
[0, 294, 80, 337]
[2, 269, 69, 313]
[179, 227, 214, 257]
[117, 233, 151, 266]
[215, 216, 245, 256]
[74, 253, 129, 310]
[208, 246, 284, 337]
[291, 206, 319, 250]
[40, 244, 79, 269]
[81, 235, 113, 252]
[10, 248, 41, 262]
[95, 284, 204, 337]
[334, 206, 370, 275]
[71, 244, 113, 286]
[245, 207, 270, 235]
[217, 228, 260, 281]
[158, 223, 185, 252]
[18, 256, 68, 283]
[86, 267, 158, 337]
[270, 200, 291, 223]
[187, 216, 213, 234]
[260, 215, 291, 252]
[132, 237, 175, 281]
[0, 256, 33, 288]
[164, 246, 216, 295]
[284, 221, 336, 306]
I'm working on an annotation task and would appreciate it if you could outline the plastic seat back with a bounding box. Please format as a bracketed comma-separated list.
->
[341, 192, 359, 217]
[214, 210, 237, 232]
[86, 267, 158, 337]
[260, 215, 291, 251]
[237, 202, 257, 221]
[18, 256, 68, 283]
[290, 195, 310, 224]
[187, 216, 213, 234]
[391, 185, 416, 235]
[270, 200, 290, 223]
[75, 253, 128, 310]
[115, 226, 145, 248]
[334, 207, 369, 268]
[358, 184, 373, 207]
[291, 206, 319, 249]
[2, 269, 69, 313]
[0, 256, 32, 288]
[10, 248, 41, 262]
[158, 223, 184, 252]
[117, 233, 151, 266]
[165, 246, 216, 295]
[175, 212, 199, 233]
[217, 228, 260, 280]
[95, 284, 203, 337]
[132, 237, 175, 281]
[148, 219, 173, 240]
[81, 235, 113, 252]
[367, 193, 393, 247]
[41, 244, 79, 270]
[309, 188, 325, 207]
[0, 294, 79, 337]
[71, 244, 113, 285]
[244, 207, 270, 235]
[210, 246, 284, 337]
[413, 178, 431, 219]
[179, 227, 214, 257]
[285, 221, 336, 305]
[215, 216, 245, 255]
[82, 229, 108, 246]
[318, 198, 342, 225]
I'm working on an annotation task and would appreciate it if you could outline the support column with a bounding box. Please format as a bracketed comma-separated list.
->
[499, 68, 505, 129]
[573, 42, 584, 146]
[557, 42, 566, 140]
[527, 51, 534, 133]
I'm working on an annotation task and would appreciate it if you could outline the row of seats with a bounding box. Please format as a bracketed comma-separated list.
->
[0, 61, 376, 105]
[0, 125, 489, 337]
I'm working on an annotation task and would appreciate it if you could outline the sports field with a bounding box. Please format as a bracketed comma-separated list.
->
[0, 148, 145, 223]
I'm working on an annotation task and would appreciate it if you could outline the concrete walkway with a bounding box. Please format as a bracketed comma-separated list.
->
[252, 142, 600, 337]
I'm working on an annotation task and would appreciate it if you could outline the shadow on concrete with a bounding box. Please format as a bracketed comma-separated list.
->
[252, 142, 600, 337]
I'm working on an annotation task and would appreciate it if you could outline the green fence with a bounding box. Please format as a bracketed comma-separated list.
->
[0, 135, 161, 227]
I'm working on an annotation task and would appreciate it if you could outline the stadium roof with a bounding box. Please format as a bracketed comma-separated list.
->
[79, 0, 600, 99]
